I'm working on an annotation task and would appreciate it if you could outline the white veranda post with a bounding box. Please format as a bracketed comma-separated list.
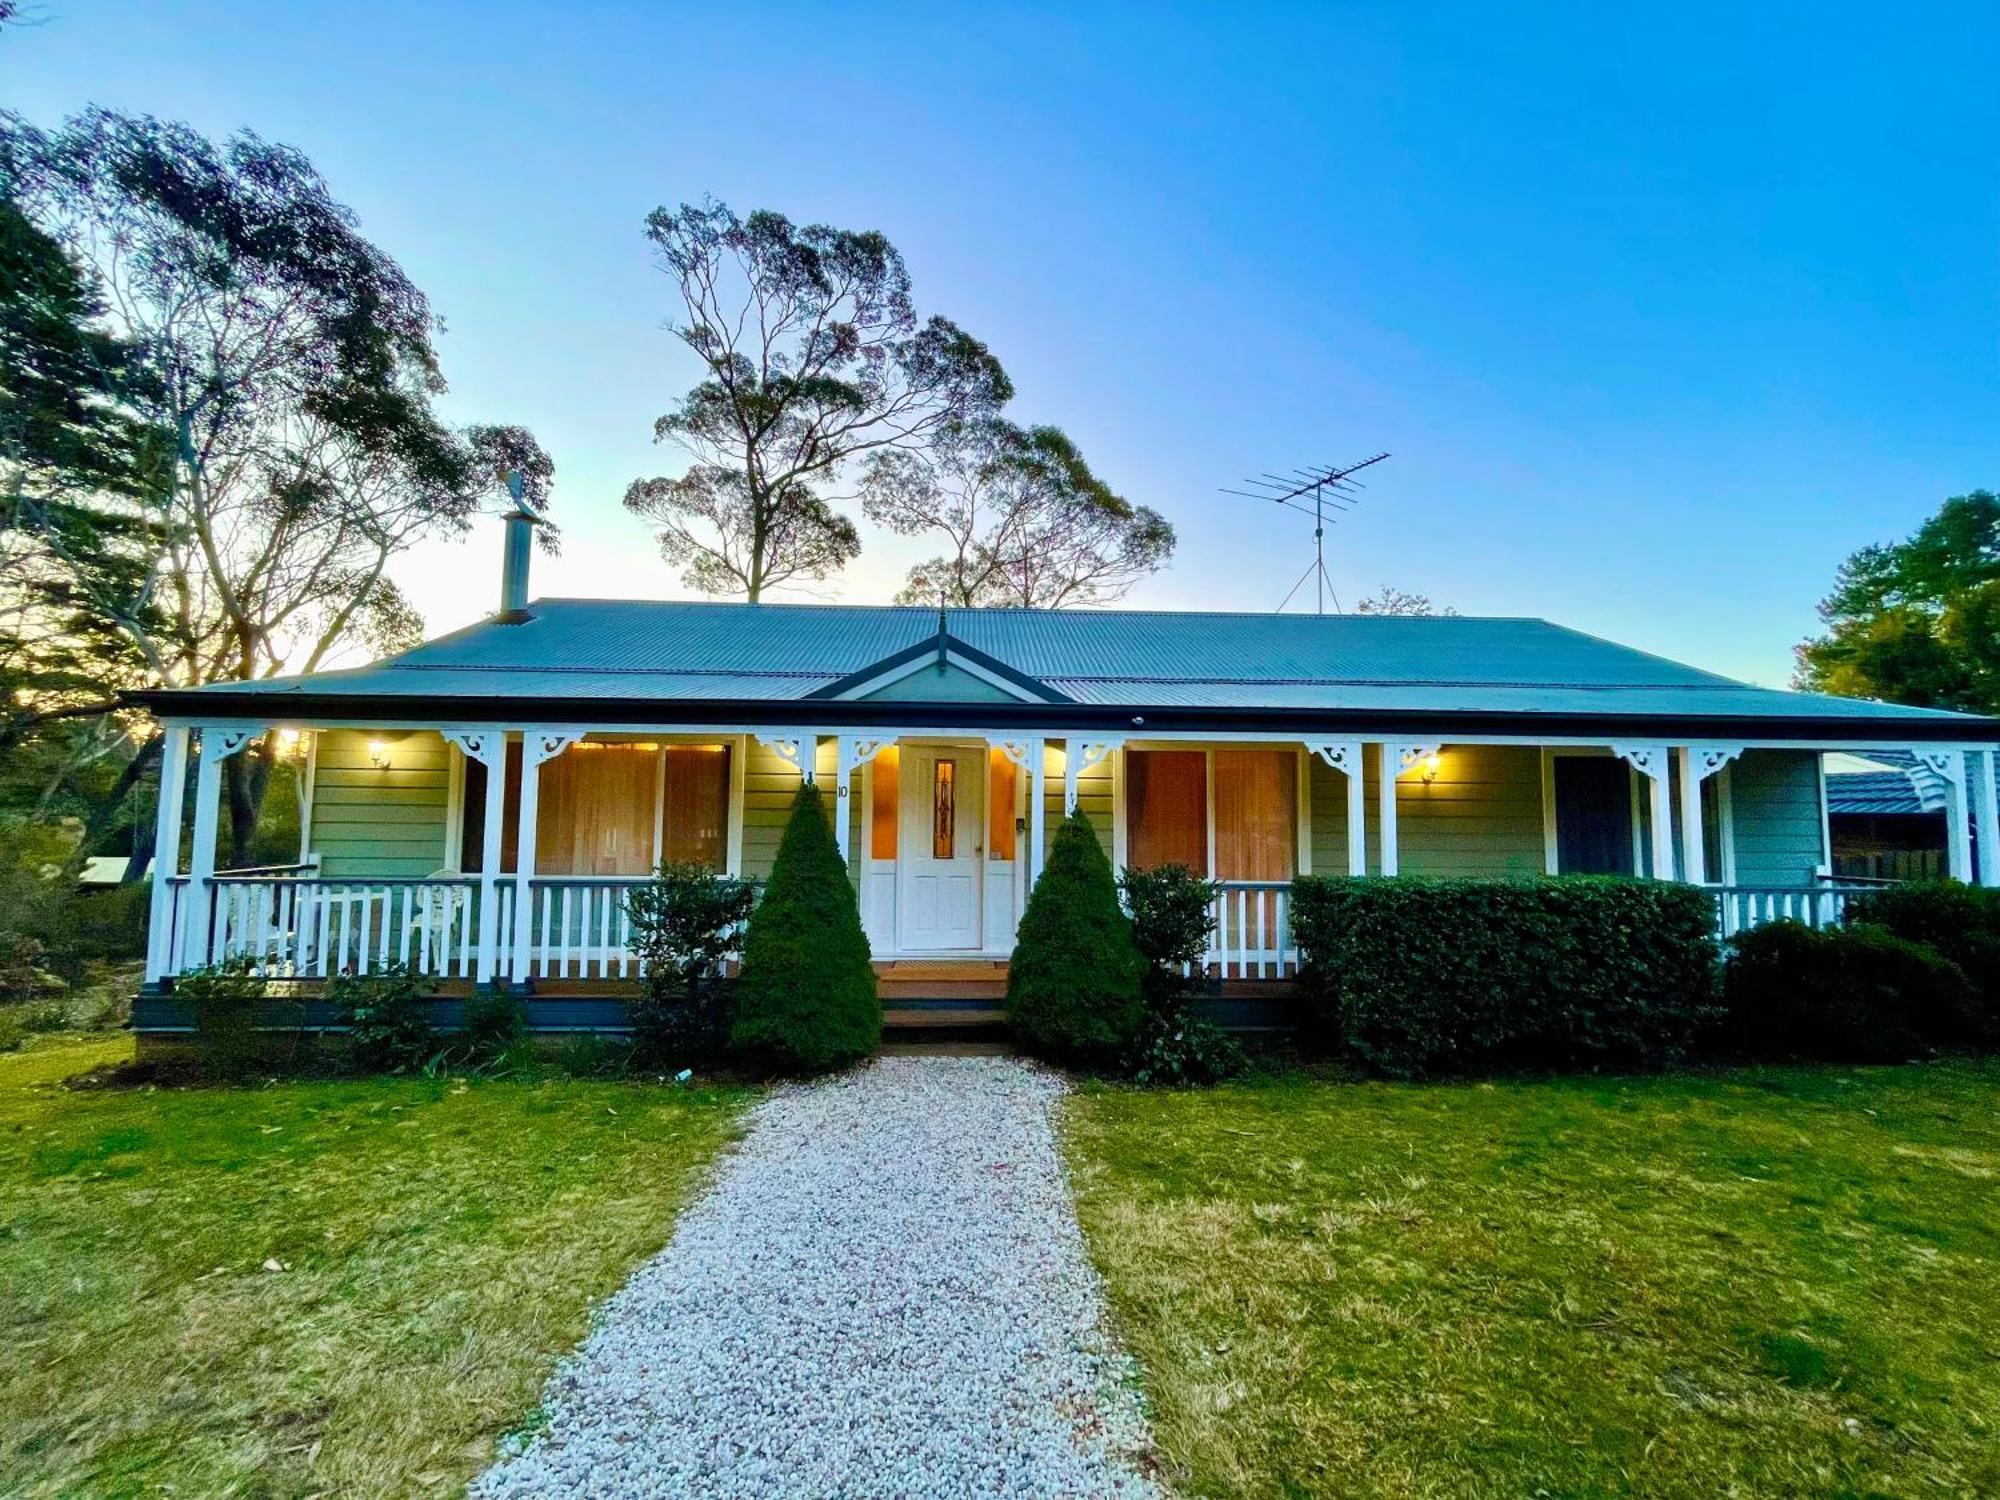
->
[1917, 748, 1974, 884]
[443, 728, 510, 984]
[1026, 736, 1047, 886]
[1309, 741, 1366, 875]
[1675, 746, 1742, 886]
[1613, 745, 1675, 881]
[834, 735, 890, 862]
[1377, 743, 1439, 878]
[510, 729, 583, 985]
[179, 724, 265, 970]
[1974, 747, 2000, 888]
[144, 724, 190, 983]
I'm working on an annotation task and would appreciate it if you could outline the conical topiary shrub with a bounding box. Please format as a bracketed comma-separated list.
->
[1007, 808, 1145, 1067]
[729, 780, 879, 1072]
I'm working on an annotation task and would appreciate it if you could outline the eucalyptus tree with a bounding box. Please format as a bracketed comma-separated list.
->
[860, 418, 1174, 608]
[625, 199, 1011, 600]
[4, 108, 553, 858]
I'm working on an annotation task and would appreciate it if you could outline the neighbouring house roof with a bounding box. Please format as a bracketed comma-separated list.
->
[1826, 749, 1944, 816]
[136, 599, 2000, 741]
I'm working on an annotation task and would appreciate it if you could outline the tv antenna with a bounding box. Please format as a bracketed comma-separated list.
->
[1221, 452, 1390, 614]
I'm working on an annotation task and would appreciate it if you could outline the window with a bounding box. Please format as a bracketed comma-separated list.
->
[870, 746, 900, 860]
[988, 748, 1017, 861]
[1126, 749, 1209, 871]
[1552, 756, 1635, 874]
[1212, 749, 1297, 880]
[932, 758, 956, 858]
[456, 739, 732, 875]
[537, 742, 661, 875]
[661, 745, 731, 869]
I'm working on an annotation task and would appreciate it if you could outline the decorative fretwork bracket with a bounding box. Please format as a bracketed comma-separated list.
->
[1308, 740, 1364, 777]
[834, 735, 894, 802]
[1690, 746, 1744, 782]
[1915, 747, 1967, 788]
[1065, 737, 1123, 812]
[1611, 744, 1670, 782]
[755, 732, 816, 780]
[993, 738, 1034, 769]
[198, 724, 266, 766]
[1391, 742, 1443, 778]
[441, 727, 508, 767]
[523, 728, 585, 767]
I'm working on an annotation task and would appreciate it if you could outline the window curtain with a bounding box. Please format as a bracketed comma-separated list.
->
[1126, 749, 1208, 871]
[988, 748, 1017, 861]
[661, 745, 731, 869]
[537, 743, 661, 876]
[870, 746, 900, 860]
[1212, 749, 1296, 881]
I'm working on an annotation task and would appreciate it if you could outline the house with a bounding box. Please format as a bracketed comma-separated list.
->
[131, 509, 2000, 1032]
[1824, 749, 1956, 882]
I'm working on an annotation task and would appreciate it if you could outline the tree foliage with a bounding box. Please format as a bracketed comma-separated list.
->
[1795, 491, 2000, 714]
[728, 783, 878, 1072]
[861, 418, 1173, 607]
[3, 108, 552, 858]
[1354, 585, 1458, 617]
[625, 199, 1011, 600]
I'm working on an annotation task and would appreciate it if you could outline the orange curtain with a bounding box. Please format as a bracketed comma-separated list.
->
[661, 745, 730, 869]
[536, 743, 661, 876]
[1212, 749, 1296, 880]
[1127, 750, 1208, 871]
[870, 746, 900, 860]
[988, 748, 1017, 861]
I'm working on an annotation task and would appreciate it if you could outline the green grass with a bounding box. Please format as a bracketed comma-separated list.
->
[0, 1034, 749, 1498]
[1066, 1060, 2000, 1499]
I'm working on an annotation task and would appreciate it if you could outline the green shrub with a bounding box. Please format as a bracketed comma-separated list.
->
[332, 964, 439, 1073]
[1118, 863, 1243, 1085]
[1292, 876, 1721, 1078]
[1716, 920, 1977, 1061]
[729, 782, 878, 1073]
[626, 862, 757, 1067]
[178, 960, 269, 1080]
[459, 988, 529, 1068]
[1008, 811, 1145, 1068]
[1846, 882, 2000, 1042]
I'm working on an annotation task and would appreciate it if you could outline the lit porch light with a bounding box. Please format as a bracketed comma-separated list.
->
[1419, 751, 1442, 784]
[367, 737, 391, 769]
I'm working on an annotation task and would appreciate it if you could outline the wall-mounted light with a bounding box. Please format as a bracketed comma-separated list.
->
[275, 727, 304, 759]
[1419, 751, 1442, 784]
[367, 738, 391, 770]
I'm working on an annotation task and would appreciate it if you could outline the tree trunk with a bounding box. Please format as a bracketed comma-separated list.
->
[120, 733, 174, 886]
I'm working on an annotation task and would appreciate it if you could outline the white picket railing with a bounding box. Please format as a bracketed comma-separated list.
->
[523, 877, 650, 981]
[1202, 880, 1297, 979]
[204, 875, 485, 979]
[1709, 883, 1870, 938]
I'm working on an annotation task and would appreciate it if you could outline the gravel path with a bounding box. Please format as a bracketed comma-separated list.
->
[473, 1056, 1158, 1499]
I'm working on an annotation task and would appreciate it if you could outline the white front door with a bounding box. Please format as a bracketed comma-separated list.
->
[897, 745, 984, 951]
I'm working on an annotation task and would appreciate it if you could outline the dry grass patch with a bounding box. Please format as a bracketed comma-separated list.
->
[0, 1034, 749, 1498]
[1066, 1061, 2000, 1499]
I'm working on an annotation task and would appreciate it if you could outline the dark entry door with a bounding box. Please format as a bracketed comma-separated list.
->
[1553, 758, 1635, 875]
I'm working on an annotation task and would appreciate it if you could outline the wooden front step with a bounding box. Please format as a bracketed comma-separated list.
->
[874, 959, 1009, 1003]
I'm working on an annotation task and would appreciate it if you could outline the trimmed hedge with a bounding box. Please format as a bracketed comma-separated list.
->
[1716, 920, 1977, 1061]
[1292, 876, 1721, 1077]
[1007, 810, 1145, 1067]
[1845, 882, 2000, 1042]
[729, 782, 879, 1073]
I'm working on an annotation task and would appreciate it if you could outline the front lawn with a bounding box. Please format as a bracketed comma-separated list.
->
[0, 1035, 748, 1498]
[1067, 1060, 2000, 1499]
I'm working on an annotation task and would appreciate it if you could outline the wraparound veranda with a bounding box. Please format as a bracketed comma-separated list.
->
[130, 512, 2000, 1031]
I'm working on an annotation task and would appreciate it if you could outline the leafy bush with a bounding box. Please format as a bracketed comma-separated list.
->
[1292, 876, 1721, 1078]
[0, 933, 61, 1003]
[626, 862, 757, 1067]
[729, 782, 878, 1073]
[1008, 811, 1145, 1068]
[1715, 920, 1977, 1061]
[1119, 863, 1243, 1085]
[459, 988, 529, 1068]
[0, 998, 71, 1053]
[332, 963, 439, 1073]
[177, 960, 269, 1080]
[1845, 882, 2000, 1042]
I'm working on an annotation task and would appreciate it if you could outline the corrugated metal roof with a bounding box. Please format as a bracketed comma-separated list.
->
[166, 598, 1993, 729]
[1826, 771, 1932, 816]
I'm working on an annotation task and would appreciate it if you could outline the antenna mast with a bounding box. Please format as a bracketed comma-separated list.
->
[1221, 452, 1390, 613]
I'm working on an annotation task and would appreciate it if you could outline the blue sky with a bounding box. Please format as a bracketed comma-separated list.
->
[9, 2, 1996, 686]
